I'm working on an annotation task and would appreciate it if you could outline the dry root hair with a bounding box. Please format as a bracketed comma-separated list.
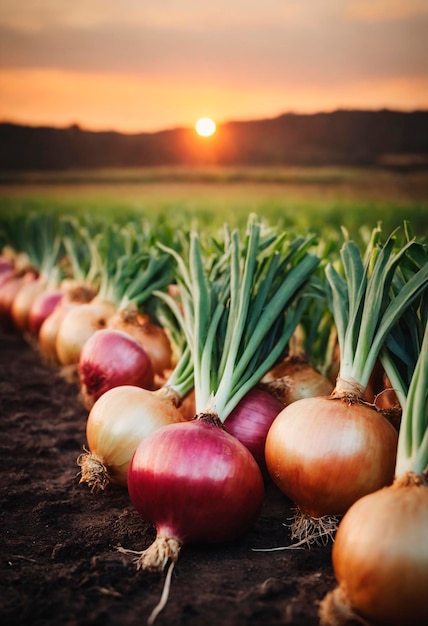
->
[319, 586, 372, 626]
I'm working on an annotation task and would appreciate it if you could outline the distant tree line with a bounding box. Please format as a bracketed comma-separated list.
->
[1, 109, 427, 171]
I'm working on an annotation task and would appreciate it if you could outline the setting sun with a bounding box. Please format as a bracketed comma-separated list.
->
[195, 117, 217, 137]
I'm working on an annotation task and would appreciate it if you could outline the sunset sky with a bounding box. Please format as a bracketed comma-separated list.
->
[0, 0, 427, 134]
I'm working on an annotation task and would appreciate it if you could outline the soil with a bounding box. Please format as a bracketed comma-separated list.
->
[0, 328, 336, 626]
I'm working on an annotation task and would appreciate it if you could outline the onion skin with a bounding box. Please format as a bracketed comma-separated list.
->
[109, 311, 174, 377]
[56, 299, 117, 366]
[224, 387, 284, 471]
[38, 301, 81, 365]
[320, 474, 428, 626]
[127, 414, 265, 547]
[0, 270, 37, 331]
[10, 277, 47, 333]
[78, 328, 155, 410]
[265, 395, 398, 517]
[28, 289, 64, 336]
[79, 385, 185, 490]
[261, 355, 334, 405]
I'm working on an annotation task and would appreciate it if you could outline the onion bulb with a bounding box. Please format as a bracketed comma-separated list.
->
[260, 354, 333, 405]
[224, 386, 284, 471]
[78, 328, 155, 410]
[0, 270, 38, 331]
[27, 288, 64, 337]
[123, 415, 264, 623]
[265, 394, 398, 542]
[77, 385, 185, 491]
[319, 473, 428, 626]
[126, 413, 264, 563]
[108, 309, 174, 377]
[55, 299, 117, 366]
[38, 301, 81, 366]
[10, 277, 47, 333]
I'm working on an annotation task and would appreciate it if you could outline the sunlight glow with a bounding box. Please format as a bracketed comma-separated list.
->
[195, 117, 217, 137]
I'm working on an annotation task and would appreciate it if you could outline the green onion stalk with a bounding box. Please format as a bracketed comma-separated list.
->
[54, 220, 177, 376]
[6, 213, 67, 338]
[155, 215, 320, 432]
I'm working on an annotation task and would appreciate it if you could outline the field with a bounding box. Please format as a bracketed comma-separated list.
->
[1, 165, 427, 626]
[1, 166, 428, 238]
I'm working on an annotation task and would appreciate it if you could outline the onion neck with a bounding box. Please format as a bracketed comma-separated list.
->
[153, 385, 182, 408]
[333, 376, 365, 399]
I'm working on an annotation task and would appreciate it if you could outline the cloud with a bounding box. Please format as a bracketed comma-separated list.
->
[0, 7, 427, 85]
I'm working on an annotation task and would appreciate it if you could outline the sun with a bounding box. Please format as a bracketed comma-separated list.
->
[195, 117, 217, 137]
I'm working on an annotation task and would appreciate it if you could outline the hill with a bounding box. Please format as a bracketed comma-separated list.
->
[1, 109, 427, 170]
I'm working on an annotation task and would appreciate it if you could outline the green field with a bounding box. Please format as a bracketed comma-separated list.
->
[1, 166, 427, 239]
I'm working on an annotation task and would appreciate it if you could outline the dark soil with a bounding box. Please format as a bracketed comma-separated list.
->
[0, 328, 336, 626]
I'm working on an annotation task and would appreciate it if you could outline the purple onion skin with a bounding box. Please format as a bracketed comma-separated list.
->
[28, 290, 64, 336]
[79, 328, 155, 405]
[224, 387, 284, 470]
[128, 415, 265, 545]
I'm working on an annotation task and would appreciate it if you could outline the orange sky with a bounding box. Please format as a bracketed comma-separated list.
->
[1, 1, 427, 133]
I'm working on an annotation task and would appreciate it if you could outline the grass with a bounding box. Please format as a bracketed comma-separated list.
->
[0, 166, 427, 240]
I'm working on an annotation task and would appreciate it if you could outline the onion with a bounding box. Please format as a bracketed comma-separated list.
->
[260, 354, 333, 405]
[108, 310, 174, 377]
[224, 386, 284, 471]
[126, 414, 264, 563]
[55, 299, 117, 366]
[121, 415, 264, 623]
[10, 277, 47, 333]
[78, 385, 186, 491]
[27, 288, 64, 337]
[265, 395, 398, 519]
[78, 328, 155, 410]
[263, 229, 428, 545]
[319, 473, 428, 626]
[38, 301, 81, 366]
[0, 270, 38, 331]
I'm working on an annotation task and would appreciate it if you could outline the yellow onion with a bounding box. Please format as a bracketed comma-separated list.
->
[77, 384, 186, 491]
[265, 395, 398, 518]
[10, 276, 47, 333]
[38, 301, 81, 365]
[320, 473, 428, 626]
[260, 354, 333, 405]
[55, 299, 117, 366]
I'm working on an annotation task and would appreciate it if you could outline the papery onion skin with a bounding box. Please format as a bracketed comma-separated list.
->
[224, 387, 284, 471]
[0, 271, 37, 331]
[127, 414, 265, 546]
[56, 299, 117, 366]
[320, 474, 428, 626]
[38, 302, 80, 365]
[10, 277, 47, 333]
[265, 395, 398, 517]
[80, 385, 185, 489]
[78, 328, 155, 410]
[261, 355, 334, 405]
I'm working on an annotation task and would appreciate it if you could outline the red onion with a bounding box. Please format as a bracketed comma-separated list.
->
[108, 311, 174, 377]
[78, 328, 155, 410]
[224, 386, 284, 471]
[28, 289, 64, 336]
[127, 414, 265, 569]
